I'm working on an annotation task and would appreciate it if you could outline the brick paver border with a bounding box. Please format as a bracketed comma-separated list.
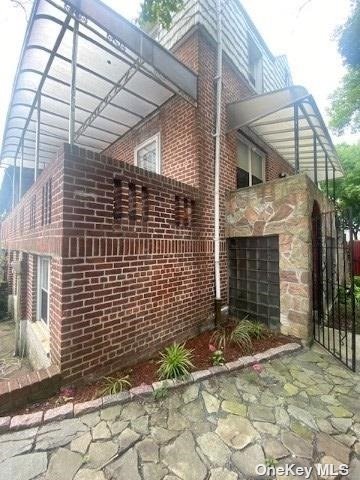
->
[0, 342, 301, 433]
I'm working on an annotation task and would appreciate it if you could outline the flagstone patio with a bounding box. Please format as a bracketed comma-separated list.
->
[1, 345, 359, 480]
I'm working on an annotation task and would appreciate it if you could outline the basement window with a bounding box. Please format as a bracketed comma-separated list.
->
[37, 257, 50, 326]
[248, 36, 263, 93]
[236, 137, 265, 188]
[134, 133, 161, 174]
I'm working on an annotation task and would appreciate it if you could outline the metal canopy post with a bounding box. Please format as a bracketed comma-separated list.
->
[313, 133, 318, 186]
[332, 166, 336, 202]
[34, 94, 41, 181]
[8, 12, 72, 177]
[294, 103, 300, 173]
[19, 139, 24, 201]
[69, 18, 79, 144]
[12, 156, 17, 210]
[298, 101, 337, 173]
[325, 153, 329, 197]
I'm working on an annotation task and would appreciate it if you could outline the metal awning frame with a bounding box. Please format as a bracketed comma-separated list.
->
[227, 86, 343, 198]
[1, 0, 198, 210]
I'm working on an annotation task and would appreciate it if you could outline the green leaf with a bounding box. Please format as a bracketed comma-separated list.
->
[99, 375, 131, 396]
[157, 342, 194, 379]
[139, 0, 184, 30]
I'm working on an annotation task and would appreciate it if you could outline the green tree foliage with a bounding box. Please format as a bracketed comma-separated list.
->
[334, 143, 360, 238]
[329, 0, 360, 134]
[139, 0, 183, 30]
[336, 0, 360, 67]
[329, 68, 360, 134]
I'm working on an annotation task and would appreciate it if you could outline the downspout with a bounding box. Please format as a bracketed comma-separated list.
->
[214, 0, 223, 326]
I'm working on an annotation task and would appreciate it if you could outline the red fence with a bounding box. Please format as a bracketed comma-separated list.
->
[353, 240, 360, 276]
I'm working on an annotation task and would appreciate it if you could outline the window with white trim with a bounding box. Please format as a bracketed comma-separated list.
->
[37, 257, 50, 325]
[134, 133, 161, 174]
[236, 138, 265, 188]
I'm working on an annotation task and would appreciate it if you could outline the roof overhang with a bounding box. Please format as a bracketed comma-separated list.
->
[0, 0, 198, 170]
[227, 86, 343, 181]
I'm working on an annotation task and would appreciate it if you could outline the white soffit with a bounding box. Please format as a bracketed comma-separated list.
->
[227, 86, 343, 181]
[0, 0, 197, 170]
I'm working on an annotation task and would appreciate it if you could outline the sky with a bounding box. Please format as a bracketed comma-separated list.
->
[0, 0, 356, 186]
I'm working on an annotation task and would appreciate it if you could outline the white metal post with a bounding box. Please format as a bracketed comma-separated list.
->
[69, 18, 79, 144]
[34, 94, 41, 181]
[19, 139, 24, 201]
[12, 156, 17, 210]
[214, 0, 223, 325]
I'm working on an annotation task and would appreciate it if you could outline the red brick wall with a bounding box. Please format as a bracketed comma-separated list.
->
[58, 145, 214, 380]
[0, 150, 64, 257]
[0, 150, 65, 362]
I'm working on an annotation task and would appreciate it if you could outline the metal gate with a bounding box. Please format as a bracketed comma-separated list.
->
[312, 205, 357, 371]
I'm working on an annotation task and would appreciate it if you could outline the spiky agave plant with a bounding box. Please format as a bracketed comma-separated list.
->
[157, 342, 194, 379]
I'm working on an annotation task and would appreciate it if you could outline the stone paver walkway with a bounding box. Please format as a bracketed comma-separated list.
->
[0, 320, 32, 381]
[1, 345, 360, 479]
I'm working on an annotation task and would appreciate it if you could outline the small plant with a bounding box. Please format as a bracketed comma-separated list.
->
[157, 342, 194, 380]
[100, 375, 131, 396]
[153, 383, 169, 400]
[230, 322, 252, 352]
[265, 457, 278, 468]
[245, 320, 268, 340]
[211, 349, 225, 366]
[210, 327, 228, 351]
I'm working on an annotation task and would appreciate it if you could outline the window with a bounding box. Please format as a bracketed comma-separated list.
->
[134, 133, 161, 174]
[236, 137, 265, 189]
[37, 257, 50, 325]
[248, 36, 263, 93]
[228, 236, 280, 329]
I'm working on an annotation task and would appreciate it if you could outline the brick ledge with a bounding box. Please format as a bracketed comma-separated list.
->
[0, 342, 302, 433]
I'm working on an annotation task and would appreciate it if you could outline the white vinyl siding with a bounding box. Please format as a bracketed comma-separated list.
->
[155, 0, 292, 93]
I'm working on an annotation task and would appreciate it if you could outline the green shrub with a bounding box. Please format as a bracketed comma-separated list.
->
[157, 343, 194, 380]
[100, 375, 131, 396]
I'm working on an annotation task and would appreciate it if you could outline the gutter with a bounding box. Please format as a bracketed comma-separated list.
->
[214, 0, 223, 326]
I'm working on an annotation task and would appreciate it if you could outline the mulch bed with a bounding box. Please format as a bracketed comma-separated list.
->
[8, 324, 293, 417]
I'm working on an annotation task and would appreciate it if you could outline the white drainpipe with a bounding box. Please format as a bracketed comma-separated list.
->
[214, 0, 223, 325]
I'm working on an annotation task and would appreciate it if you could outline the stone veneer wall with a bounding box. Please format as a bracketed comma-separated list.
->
[225, 174, 331, 340]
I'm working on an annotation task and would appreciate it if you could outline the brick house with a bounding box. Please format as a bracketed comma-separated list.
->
[0, 0, 343, 389]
